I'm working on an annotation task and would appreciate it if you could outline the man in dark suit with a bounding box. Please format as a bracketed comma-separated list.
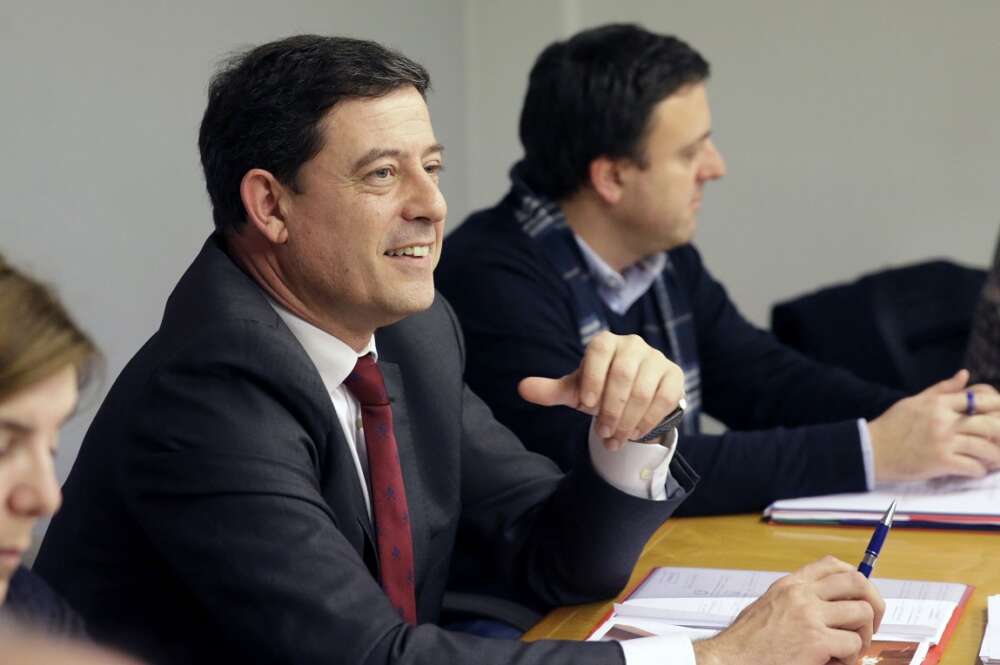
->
[35, 35, 883, 665]
[437, 24, 1000, 515]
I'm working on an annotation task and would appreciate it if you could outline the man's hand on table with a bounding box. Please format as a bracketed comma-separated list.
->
[692, 556, 885, 665]
[870, 370, 1000, 482]
[517, 331, 685, 450]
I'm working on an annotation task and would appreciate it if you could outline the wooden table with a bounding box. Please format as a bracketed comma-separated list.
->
[524, 514, 1000, 663]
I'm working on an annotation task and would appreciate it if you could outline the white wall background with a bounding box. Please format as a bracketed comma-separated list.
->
[2, 1, 998, 552]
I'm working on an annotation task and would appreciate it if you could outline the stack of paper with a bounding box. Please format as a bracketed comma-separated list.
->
[589, 567, 972, 665]
[765, 473, 1000, 529]
[613, 596, 955, 642]
[982, 595, 1000, 664]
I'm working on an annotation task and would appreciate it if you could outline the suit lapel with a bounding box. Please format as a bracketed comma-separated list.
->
[324, 410, 375, 545]
[191, 240, 388, 577]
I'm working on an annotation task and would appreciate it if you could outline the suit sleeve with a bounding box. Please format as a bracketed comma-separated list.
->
[119, 320, 628, 665]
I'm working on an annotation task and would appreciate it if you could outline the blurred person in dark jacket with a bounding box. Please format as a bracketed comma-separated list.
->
[966, 232, 1000, 388]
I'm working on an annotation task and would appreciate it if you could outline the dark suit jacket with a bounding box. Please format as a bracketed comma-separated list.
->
[35, 235, 695, 665]
[438, 193, 903, 515]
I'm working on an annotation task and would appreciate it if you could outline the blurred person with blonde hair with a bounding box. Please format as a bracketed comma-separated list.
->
[0, 254, 96, 635]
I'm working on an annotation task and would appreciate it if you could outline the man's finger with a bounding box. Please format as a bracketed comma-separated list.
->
[822, 600, 875, 652]
[578, 332, 617, 411]
[951, 434, 1000, 469]
[614, 357, 664, 442]
[938, 447, 991, 478]
[955, 414, 1000, 442]
[971, 383, 1000, 397]
[518, 372, 581, 409]
[632, 374, 683, 440]
[596, 351, 640, 446]
[813, 570, 884, 630]
[824, 628, 867, 664]
[926, 369, 969, 396]
[786, 556, 855, 584]
[813, 571, 873, 602]
[952, 390, 1000, 415]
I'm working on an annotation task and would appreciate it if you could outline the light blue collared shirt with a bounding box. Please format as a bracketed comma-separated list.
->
[574, 236, 666, 315]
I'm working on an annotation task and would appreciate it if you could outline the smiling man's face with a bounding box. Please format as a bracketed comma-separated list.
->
[276, 85, 447, 336]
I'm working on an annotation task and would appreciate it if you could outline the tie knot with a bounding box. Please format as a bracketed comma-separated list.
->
[343, 354, 389, 406]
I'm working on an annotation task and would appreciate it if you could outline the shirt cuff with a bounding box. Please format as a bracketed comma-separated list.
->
[618, 634, 696, 665]
[588, 419, 677, 500]
[858, 418, 875, 490]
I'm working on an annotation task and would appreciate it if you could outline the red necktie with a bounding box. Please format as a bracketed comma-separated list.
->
[343, 354, 418, 624]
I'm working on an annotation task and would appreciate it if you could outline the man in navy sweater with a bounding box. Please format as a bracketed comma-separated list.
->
[438, 23, 1000, 514]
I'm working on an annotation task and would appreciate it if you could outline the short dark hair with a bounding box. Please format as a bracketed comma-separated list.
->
[518, 24, 709, 201]
[198, 35, 431, 234]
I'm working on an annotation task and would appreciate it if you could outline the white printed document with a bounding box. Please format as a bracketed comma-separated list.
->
[588, 567, 972, 665]
[765, 472, 1000, 528]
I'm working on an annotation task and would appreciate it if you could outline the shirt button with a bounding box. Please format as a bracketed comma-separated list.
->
[639, 468, 652, 481]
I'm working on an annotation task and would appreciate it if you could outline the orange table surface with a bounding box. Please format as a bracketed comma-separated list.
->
[524, 513, 1000, 664]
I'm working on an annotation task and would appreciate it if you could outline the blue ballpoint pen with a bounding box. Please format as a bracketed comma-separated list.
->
[858, 499, 897, 578]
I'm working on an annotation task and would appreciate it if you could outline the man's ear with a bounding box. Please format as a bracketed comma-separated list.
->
[588, 156, 626, 205]
[240, 168, 290, 244]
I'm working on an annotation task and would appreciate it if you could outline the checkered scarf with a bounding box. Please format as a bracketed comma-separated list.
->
[509, 165, 702, 433]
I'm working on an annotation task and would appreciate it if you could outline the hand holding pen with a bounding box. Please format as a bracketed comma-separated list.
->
[858, 499, 897, 578]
